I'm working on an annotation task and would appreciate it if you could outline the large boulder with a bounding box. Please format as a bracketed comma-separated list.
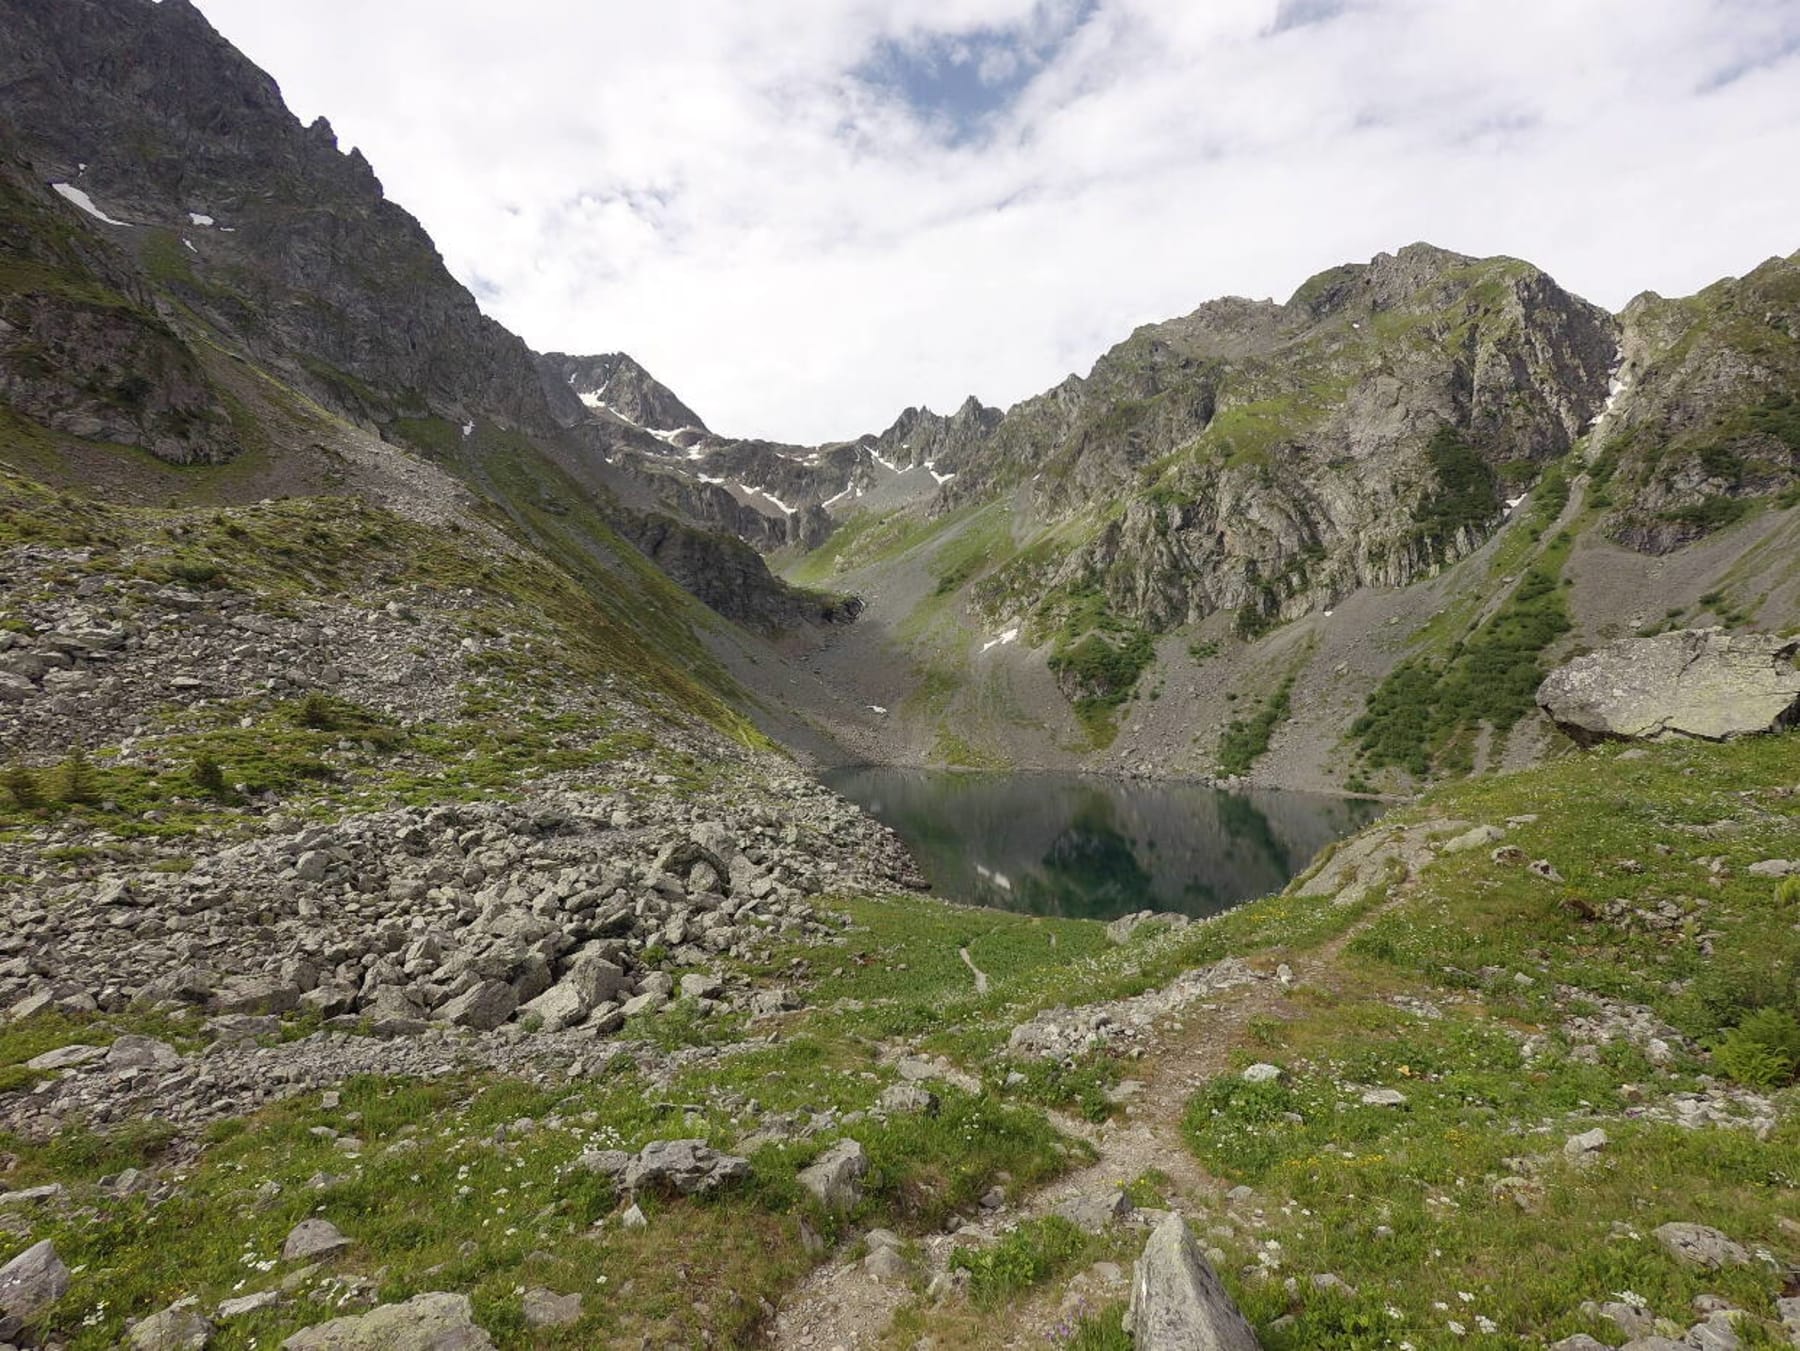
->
[127, 1303, 213, 1349]
[1125, 1212, 1260, 1350]
[0, 1239, 70, 1319]
[281, 1292, 494, 1350]
[797, 1138, 869, 1212]
[1536, 630, 1800, 746]
[621, 1139, 750, 1197]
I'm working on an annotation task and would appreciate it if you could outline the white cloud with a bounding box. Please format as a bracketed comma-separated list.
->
[192, 0, 1800, 444]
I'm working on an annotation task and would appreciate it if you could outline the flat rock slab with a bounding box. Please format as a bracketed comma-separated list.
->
[282, 1292, 495, 1350]
[1653, 1222, 1751, 1270]
[127, 1304, 213, 1350]
[25, 1043, 107, 1071]
[1537, 630, 1800, 746]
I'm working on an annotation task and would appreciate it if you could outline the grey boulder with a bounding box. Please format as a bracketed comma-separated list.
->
[797, 1138, 869, 1212]
[621, 1139, 750, 1196]
[1125, 1212, 1260, 1350]
[127, 1303, 213, 1349]
[1653, 1222, 1750, 1270]
[438, 980, 517, 1031]
[1537, 630, 1800, 746]
[0, 1239, 70, 1319]
[281, 1292, 495, 1349]
[282, 1219, 351, 1262]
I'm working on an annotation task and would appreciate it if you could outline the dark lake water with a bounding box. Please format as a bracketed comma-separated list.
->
[821, 767, 1385, 922]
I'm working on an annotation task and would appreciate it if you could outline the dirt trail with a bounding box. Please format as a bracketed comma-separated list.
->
[766, 890, 1411, 1349]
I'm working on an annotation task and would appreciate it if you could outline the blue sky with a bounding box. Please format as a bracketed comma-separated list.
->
[192, 0, 1800, 444]
[857, 2, 1098, 143]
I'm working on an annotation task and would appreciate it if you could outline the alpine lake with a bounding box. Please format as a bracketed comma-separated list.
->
[821, 766, 1386, 922]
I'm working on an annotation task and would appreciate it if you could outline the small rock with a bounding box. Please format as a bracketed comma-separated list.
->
[798, 1138, 868, 1212]
[1241, 1063, 1282, 1084]
[281, 1219, 351, 1262]
[1360, 1088, 1408, 1108]
[1653, 1222, 1750, 1270]
[864, 1246, 911, 1283]
[1442, 824, 1505, 853]
[876, 1083, 939, 1116]
[127, 1304, 213, 1350]
[1124, 1212, 1258, 1350]
[218, 1291, 280, 1320]
[1564, 1128, 1608, 1158]
[520, 1289, 582, 1329]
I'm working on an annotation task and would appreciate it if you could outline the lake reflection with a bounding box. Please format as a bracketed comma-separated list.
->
[821, 767, 1384, 922]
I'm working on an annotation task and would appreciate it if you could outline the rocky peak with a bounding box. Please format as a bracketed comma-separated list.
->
[539, 352, 709, 435]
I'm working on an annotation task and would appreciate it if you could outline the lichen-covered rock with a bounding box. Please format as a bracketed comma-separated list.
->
[621, 1139, 750, 1197]
[0, 1239, 70, 1320]
[281, 1292, 494, 1350]
[1537, 630, 1800, 746]
[797, 1138, 869, 1212]
[1125, 1212, 1260, 1349]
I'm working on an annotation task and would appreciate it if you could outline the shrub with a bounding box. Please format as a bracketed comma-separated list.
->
[2, 763, 42, 810]
[1715, 1009, 1800, 1087]
[56, 746, 100, 805]
[1715, 1029, 1794, 1088]
[1217, 674, 1295, 776]
[191, 754, 227, 795]
[295, 692, 337, 731]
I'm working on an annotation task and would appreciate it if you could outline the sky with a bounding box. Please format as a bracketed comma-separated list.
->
[190, 0, 1800, 445]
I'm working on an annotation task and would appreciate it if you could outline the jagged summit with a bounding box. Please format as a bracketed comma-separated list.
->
[538, 351, 710, 437]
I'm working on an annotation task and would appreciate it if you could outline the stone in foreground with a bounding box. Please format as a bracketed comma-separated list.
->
[1125, 1211, 1260, 1350]
[127, 1303, 213, 1349]
[797, 1138, 869, 1212]
[621, 1139, 750, 1197]
[0, 1238, 69, 1323]
[521, 1288, 582, 1328]
[1652, 1222, 1750, 1270]
[1536, 630, 1800, 746]
[282, 1292, 495, 1350]
[282, 1219, 351, 1262]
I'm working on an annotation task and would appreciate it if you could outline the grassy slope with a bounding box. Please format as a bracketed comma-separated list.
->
[6, 730, 1797, 1346]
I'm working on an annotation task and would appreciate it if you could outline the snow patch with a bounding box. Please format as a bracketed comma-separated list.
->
[754, 487, 795, 516]
[926, 461, 956, 486]
[867, 705, 888, 715]
[188, 212, 214, 227]
[461, 421, 474, 439]
[822, 483, 856, 509]
[697, 474, 725, 486]
[182, 237, 197, 253]
[51, 182, 130, 226]
[1504, 493, 1528, 515]
[869, 450, 902, 475]
[980, 627, 1020, 653]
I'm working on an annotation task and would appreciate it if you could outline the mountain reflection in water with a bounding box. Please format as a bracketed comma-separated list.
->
[821, 767, 1384, 922]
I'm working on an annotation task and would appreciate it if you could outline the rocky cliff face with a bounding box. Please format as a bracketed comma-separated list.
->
[0, 0, 575, 437]
[958, 245, 1619, 637]
[0, 0, 840, 635]
[0, 155, 237, 463]
[1591, 252, 1800, 553]
[538, 352, 709, 435]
